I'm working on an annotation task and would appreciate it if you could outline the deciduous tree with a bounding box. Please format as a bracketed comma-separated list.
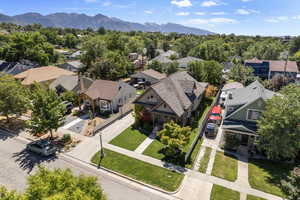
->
[27, 85, 66, 139]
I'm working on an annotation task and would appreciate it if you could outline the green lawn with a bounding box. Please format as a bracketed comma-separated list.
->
[199, 147, 212, 173]
[212, 151, 238, 182]
[142, 97, 213, 168]
[109, 127, 147, 151]
[247, 195, 266, 200]
[210, 185, 240, 200]
[248, 159, 294, 197]
[91, 148, 184, 192]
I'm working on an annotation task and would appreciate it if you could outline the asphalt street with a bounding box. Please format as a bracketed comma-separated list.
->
[0, 130, 174, 200]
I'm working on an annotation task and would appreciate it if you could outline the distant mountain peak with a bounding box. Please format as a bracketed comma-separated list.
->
[0, 12, 215, 35]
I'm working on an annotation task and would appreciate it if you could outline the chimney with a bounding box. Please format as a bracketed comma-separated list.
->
[79, 75, 85, 93]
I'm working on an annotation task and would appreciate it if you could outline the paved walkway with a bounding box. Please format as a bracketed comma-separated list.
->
[67, 113, 134, 162]
[62, 114, 88, 129]
[193, 146, 206, 171]
[134, 127, 157, 154]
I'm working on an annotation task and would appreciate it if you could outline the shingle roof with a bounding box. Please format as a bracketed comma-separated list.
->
[0, 60, 38, 75]
[269, 60, 299, 73]
[177, 56, 202, 68]
[14, 66, 75, 85]
[83, 80, 120, 101]
[226, 80, 276, 106]
[151, 55, 173, 64]
[143, 69, 166, 80]
[49, 75, 93, 92]
[150, 71, 208, 117]
[222, 82, 244, 91]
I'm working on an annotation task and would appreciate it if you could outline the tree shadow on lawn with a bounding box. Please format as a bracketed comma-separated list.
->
[249, 159, 295, 189]
[12, 149, 58, 174]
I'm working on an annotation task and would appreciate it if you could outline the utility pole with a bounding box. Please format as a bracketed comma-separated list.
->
[98, 131, 104, 167]
[282, 50, 289, 79]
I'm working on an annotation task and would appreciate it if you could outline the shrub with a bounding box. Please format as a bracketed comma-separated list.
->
[60, 133, 71, 144]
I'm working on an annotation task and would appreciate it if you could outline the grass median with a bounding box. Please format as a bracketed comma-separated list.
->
[212, 151, 238, 182]
[199, 147, 212, 173]
[210, 185, 240, 200]
[91, 148, 184, 192]
[247, 195, 266, 200]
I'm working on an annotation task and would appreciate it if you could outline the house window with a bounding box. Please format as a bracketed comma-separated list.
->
[100, 100, 110, 110]
[247, 109, 262, 121]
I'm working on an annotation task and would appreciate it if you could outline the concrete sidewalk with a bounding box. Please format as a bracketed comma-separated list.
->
[66, 113, 134, 162]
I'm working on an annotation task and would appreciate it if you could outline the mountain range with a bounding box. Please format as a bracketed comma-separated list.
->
[0, 12, 214, 35]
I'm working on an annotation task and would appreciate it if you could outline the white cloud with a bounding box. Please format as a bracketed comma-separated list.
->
[265, 16, 289, 23]
[241, 0, 253, 2]
[144, 10, 153, 14]
[186, 17, 237, 25]
[84, 0, 97, 2]
[211, 12, 227, 15]
[102, 1, 112, 6]
[195, 12, 206, 16]
[236, 9, 259, 15]
[171, 0, 192, 7]
[293, 15, 300, 20]
[201, 1, 218, 7]
[176, 12, 190, 16]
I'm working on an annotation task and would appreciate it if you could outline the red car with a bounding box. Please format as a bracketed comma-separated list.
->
[208, 106, 222, 124]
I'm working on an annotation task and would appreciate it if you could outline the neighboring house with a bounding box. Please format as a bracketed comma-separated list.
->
[14, 66, 75, 86]
[80, 80, 136, 113]
[0, 60, 38, 76]
[134, 71, 208, 126]
[130, 69, 166, 86]
[222, 81, 277, 148]
[55, 49, 71, 56]
[59, 60, 85, 72]
[49, 75, 93, 94]
[151, 55, 173, 64]
[68, 50, 82, 60]
[244, 58, 299, 80]
[177, 56, 202, 69]
[220, 82, 244, 104]
[129, 53, 139, 61]
[160, 50, 179, 58]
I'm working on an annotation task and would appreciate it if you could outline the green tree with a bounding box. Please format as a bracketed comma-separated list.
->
[188, 60, 223, 85]
[0, 74, 29, 123]
[227, 64, 258, 85]
[147, 60, 164, 73]
[282, 167, 300, 200]
[290, 36, 300, 54]
[97, 27, 106, 35]
[27, 85, 66, 139]
[63, 33, 79, 49]
[174, 36, 197, 57]
[166, 62, 179, 75]
[26, 166, 106, 200]
[0, 186, 24, 200]
[61, 91, 79, 106]
[158, 121, 191, 158]
[257, 84, 300, 160]
[243, 40, 284, 60]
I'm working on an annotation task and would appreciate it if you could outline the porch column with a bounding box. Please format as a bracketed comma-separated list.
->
[110, 102, 113, 113]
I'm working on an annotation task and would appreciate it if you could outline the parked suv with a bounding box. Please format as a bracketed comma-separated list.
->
[26, 139, 57, 156]
[208, 105, 222, 125]
[205, 123, 218, 138]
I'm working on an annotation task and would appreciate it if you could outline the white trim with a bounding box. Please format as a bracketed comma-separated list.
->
[246, 108, 263, 122]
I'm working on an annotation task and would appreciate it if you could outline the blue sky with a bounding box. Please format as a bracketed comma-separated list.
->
[1, 0, 300, 36]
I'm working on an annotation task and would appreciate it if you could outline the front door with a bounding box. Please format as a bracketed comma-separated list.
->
[241, 134, 249, 146]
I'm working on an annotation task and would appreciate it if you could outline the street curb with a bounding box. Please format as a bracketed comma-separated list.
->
[0, 127, 34, 143]
[61, 153, 185, 196]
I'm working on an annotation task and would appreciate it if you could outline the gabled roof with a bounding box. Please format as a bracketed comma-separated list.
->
[131, 69, 166, 80]
[177, 56, 202, 68]
[151, 55, 173, 64]
[226, 80, 276, 107]
[49, 75, 93, 92]
[14, 66, 75, 85]
[268, 60, 299, 73]
[0, 60, 38, 75]
[84, 80, 120, 101]
[140, 71, 208, 117]
[62, 61, 84, 69]
[222, 82, 244, 91]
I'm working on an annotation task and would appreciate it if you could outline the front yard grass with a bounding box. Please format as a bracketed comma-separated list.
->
[247, 195, 266, 200]
[109, 127, 147, 151]
[199, 147, 212, 173]
[248, 159, 294, 197]
[210, 185, 240, 200]
[91, 148, 184, 192]
[212, 151, 238, 182]
[142, 97, 213, 168]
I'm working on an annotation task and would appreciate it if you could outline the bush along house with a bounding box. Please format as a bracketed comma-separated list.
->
[222, 80, 277, 151]
[134, 71, 208, 128]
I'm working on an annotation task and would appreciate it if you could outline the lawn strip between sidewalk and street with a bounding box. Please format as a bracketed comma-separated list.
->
[91, 148, 184, 192]
[212, 151, 238, 182]
[210, 184, 240, 200]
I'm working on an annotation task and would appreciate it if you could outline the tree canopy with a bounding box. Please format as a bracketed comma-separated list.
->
[257, 84, 300, 160]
